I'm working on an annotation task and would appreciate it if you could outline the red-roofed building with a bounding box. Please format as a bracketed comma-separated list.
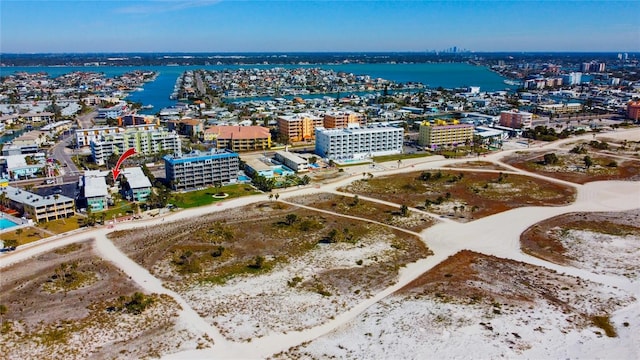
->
[204, 125, 271, 151]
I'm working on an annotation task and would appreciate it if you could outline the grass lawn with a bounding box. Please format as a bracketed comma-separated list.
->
[170, 184, 260, 209]
[38, 217, 82, 234]
[0, 227, 50, 246]
[372, 152, 432, 163]
[94, 200, 134, 220]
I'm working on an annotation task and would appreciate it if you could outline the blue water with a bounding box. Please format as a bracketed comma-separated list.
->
[2, 63, 516, 113]
[238, 175, 251, 181]
[273, 165, 295, 175]
[0, 218, 19, 230]
[0, 127, 30, 144]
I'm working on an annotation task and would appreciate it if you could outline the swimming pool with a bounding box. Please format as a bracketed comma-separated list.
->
[273, 165, 295, 176]
[0, 218, 19, 230]
[238, 175, 251, 181]
[309, 163, 320, 168]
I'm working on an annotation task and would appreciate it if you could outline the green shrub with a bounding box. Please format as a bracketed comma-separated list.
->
[287, 276, 303, 287]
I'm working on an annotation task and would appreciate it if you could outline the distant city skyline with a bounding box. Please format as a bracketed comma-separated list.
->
[1, 0, 638, 53]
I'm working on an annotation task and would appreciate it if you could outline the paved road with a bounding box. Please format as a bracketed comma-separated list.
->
[1, 127, 639, 359]
[76, 110, 97, 129]
[50, 132, 81, 176]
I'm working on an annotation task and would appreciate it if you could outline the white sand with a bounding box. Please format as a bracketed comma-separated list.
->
[1, 127, 639, 360]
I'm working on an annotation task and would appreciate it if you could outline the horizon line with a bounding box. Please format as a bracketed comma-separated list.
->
[2, 51, 639, 55]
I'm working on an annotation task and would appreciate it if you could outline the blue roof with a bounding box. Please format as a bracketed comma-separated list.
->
[163, 149, 238, 165]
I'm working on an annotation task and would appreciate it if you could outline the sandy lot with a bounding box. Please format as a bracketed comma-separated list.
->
[0, 127, 638, 359]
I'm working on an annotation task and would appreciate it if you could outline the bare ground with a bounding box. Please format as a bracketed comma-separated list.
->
[502, 150, 640, 184]
[521, 209, 640, 279]
[108, 201, 432, 341]
[339, 170, 576, 221]
[0, 241, 204, 359]
[287, 192, 437, 232]
[277, 250, 636, 359]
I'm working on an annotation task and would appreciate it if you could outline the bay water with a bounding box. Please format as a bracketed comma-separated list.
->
[1, 63, 516, 114]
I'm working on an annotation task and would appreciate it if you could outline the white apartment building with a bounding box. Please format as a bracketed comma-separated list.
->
[274, 150, 309, 172]
[90, 126, 181, 165]
[314, 124, 403, 161]
[76, 124, 159, 147]
[76, 126, 125, 147]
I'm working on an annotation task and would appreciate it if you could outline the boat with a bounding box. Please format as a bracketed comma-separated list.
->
[504, 79, 523, 86]
[142, 104, 154, 109]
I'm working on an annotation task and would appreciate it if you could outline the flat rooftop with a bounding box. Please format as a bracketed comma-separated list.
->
[1, 185, 73, 207]
[121, 167, 152, 189]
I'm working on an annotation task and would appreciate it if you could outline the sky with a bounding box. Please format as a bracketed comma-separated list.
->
[1, 0, 638, 53]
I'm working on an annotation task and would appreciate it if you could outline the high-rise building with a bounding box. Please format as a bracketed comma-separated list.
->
[164, 149, 239, 190]
[581, 62, 606, 73]
[499, 110, 533, 129]
[627, 101, 640, 121]
[314, 124, 403, 161]
[562, 72, 582, 85]
[89, 125, 181, 165]
[418, 121, 474, 149]
[277, 113, 323, 142]
[323, 111, 365, 129]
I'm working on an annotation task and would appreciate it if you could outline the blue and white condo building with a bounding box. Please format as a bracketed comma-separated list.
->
[164, 149, 239, 190]
[314, 124, 403, 161]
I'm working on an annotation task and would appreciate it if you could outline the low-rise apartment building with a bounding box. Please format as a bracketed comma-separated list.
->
[164, 149, 239, 190]
[418, 121, 474, 149]
[0, 186, 75, 222]
[204, 125, 271, 151]
[537, 103, 583, 115]
[121, 167, 152, 202]
[0, 153, 47, 180]
[81, 170, 109, 211]
[118, 114, 159, 127]
[97, 103, 127, 119]
[167, 118, 204, 137]
[314, 124, 403, 161]
[244, 158, 275, 179]
[274, 150, 309, 172]
[277, 113, 323, 142]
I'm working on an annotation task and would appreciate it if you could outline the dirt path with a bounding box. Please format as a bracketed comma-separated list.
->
[1, 127, 639, 360]
[92, 233, 229, 348]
